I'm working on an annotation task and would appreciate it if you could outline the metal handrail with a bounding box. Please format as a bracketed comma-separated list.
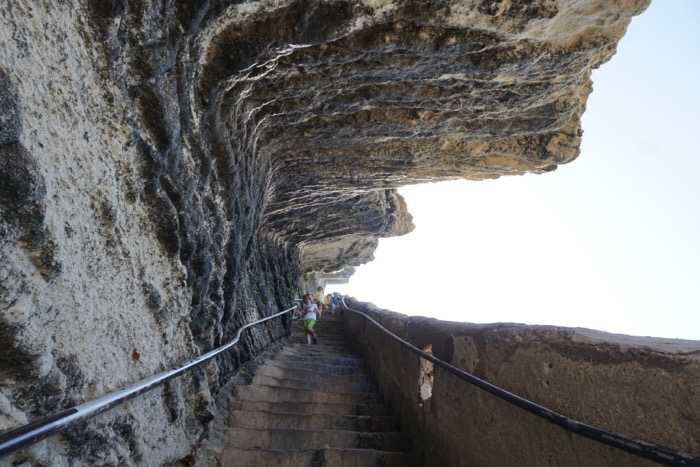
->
[0, 304, 297, 457]
[342, 298, 700, 467]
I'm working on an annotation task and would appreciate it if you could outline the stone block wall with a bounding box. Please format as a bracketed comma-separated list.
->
[344, 298, 700, 466]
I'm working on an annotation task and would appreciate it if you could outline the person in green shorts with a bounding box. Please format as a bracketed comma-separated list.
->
[296, 294, 319, 344]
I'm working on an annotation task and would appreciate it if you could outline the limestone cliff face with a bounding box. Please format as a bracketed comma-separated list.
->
[0, 0, 648, 465]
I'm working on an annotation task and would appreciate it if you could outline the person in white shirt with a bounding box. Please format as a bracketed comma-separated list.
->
[296, 294, 319, 344]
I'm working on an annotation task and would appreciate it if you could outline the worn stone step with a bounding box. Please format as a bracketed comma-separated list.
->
[290, 324, 347, 338]
[225, 427, 409, 451]
[274, 352, 367, 369]
[279, 343, 361, 354]
[252, 373, 376, 393]
[228, 400, 391, 417]
[288, 338, 349, 347]
[281, 348, 359, 360]
[289, 338, 351, 349]
[279, 345, 361, 357]
[255, 363, 375, 390]
[235, 384, 377, 405]
[273, 342, 349, 353]
[229, 410, 398, 432]
[219, 447, 411, 467]
[286, 325, 344, 336]
[263, 358, 369, 376]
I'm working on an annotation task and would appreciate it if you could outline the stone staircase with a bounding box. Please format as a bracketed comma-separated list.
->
[218, 314, 412, 466]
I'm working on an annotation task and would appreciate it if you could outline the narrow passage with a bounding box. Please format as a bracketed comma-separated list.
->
[218, 314, 412, 466]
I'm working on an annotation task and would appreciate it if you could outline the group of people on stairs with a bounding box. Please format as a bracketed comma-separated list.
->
[313, 286, 342, 316]
[294, 286, 343, 345]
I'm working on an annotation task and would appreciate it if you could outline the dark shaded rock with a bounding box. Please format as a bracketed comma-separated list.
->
[0, 69, 21, 145]
[0, 143, 61, 279]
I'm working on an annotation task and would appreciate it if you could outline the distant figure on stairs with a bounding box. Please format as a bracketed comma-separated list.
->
[313, 286, 328, 317]
[330, 292, 342, 315]
[326, 294, 335, 315]
[295, 294, 320, 345]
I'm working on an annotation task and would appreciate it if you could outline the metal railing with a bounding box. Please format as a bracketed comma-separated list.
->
[0, 304, 297, 457]
[342, 298, 699, 467]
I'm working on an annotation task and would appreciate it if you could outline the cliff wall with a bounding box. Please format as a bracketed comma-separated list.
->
[0, 0, 650, 464]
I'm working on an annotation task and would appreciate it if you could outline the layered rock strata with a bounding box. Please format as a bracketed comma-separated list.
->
[0, 0, 649, 465]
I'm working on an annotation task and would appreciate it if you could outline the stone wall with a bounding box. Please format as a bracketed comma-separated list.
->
[1, 0, 653, 464]
[344, 298, 700, 466]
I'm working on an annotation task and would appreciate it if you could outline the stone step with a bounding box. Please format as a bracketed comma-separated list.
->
[262, 358, 369, 376]
[225, 427, 409, 451]
[255, 363, 375, 390]
[229, 410, 398, 432]
[282, 347, 358, 359]
[278, 350, 358, 367]
[251, 373, 376, 393]
[302, 328, 347, 336]
[228, 400, 391, 417]
[274, 352, 367, 369]
[290, 322, 347, 336]
[289, 338, 352, 349]
[219, 447, 411, 467]
[235, 384, 377, 405]
[278, 345, 363, 359]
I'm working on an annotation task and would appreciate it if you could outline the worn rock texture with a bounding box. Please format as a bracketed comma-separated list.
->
[0, 0, 649, 465]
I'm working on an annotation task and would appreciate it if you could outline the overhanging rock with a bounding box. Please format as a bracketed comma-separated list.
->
[0, 1, 650, 465]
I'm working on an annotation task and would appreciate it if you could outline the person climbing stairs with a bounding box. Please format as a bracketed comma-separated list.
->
[218, 314, 412, 466]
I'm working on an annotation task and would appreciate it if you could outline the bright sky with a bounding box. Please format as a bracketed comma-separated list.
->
[333, 1, 700, 340]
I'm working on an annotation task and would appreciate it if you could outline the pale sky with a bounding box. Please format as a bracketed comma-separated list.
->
[333, 1, 700, 341]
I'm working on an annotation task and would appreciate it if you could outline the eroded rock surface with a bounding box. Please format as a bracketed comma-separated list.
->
[0, 0, 649, 464]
